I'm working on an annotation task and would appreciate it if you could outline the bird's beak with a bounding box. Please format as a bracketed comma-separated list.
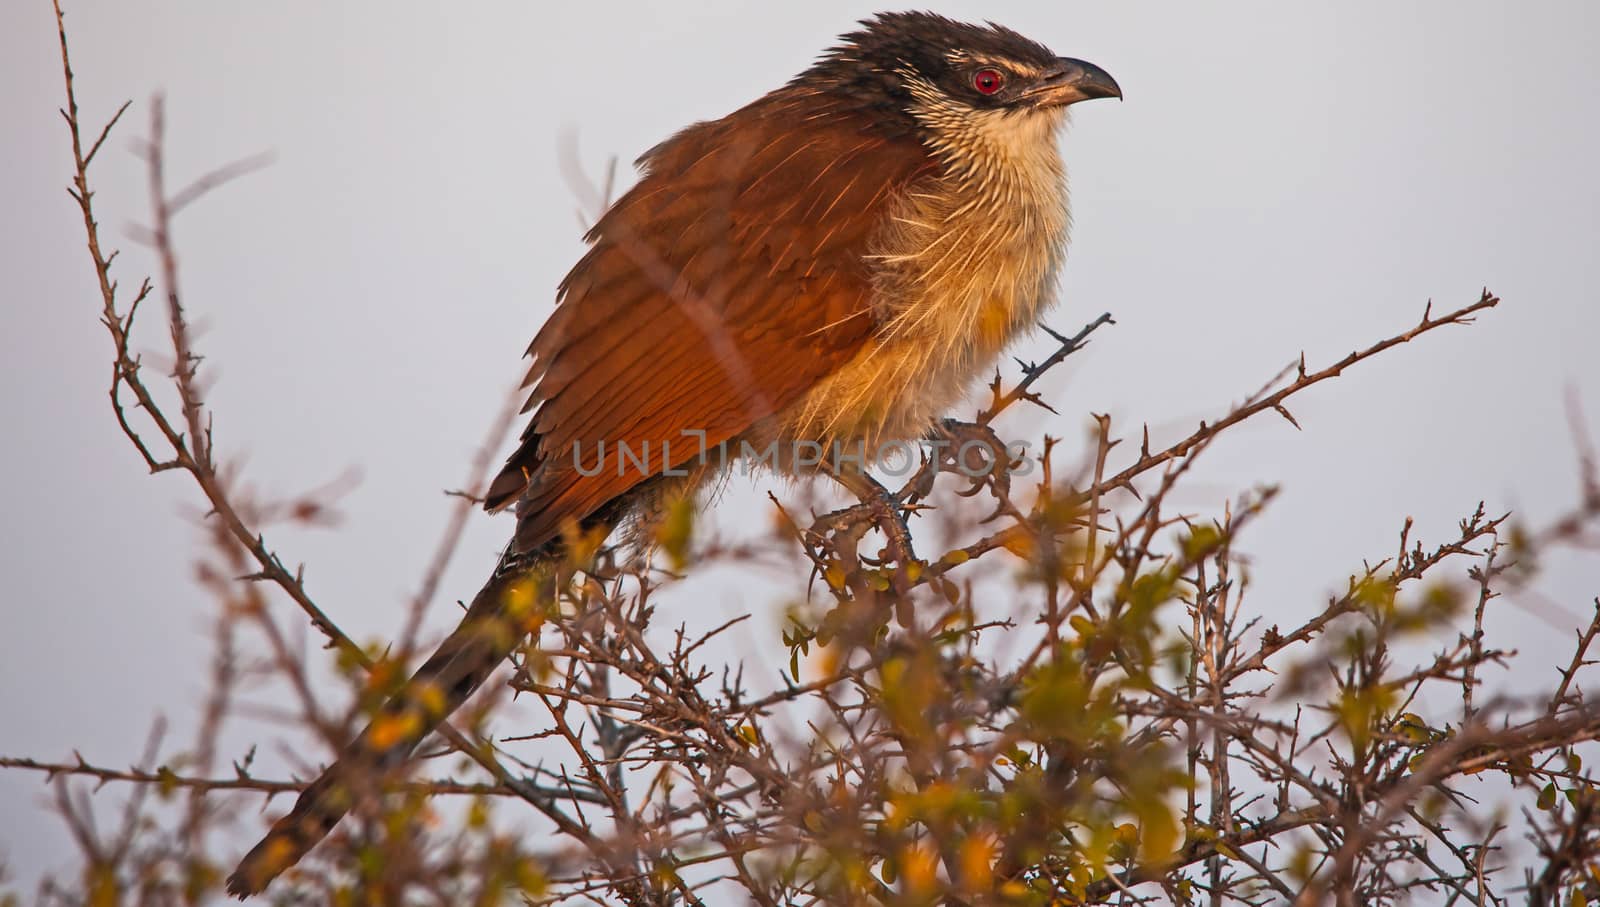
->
[1023, 57, 1122, 108]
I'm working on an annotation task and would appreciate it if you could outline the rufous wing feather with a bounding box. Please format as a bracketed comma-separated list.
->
[485, 90, 935, 551]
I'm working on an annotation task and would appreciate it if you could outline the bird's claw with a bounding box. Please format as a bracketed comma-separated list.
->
[811, 484, 919, 602]
[936, 418, 1014, 503]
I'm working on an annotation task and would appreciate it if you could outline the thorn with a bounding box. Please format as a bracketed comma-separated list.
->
[1023, 393, 1059, 415]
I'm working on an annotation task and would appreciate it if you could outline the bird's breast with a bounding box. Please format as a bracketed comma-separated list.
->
[773, 139, 1071, 462]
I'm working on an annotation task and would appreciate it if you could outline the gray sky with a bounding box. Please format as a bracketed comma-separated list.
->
[3, 0, 1598, 888]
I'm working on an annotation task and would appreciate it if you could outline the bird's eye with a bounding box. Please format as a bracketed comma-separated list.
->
[973, 68, 1005, 95]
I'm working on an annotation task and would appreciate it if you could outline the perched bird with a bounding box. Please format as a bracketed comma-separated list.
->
[227, 10, 1118, 897]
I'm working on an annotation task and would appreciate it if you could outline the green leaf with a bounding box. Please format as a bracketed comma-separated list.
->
[1539, 782, 1558, 811]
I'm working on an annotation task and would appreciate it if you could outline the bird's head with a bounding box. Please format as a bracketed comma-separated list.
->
[799, 11, 1121, 145]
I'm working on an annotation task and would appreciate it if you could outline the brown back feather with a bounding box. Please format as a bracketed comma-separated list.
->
[484, 88, 936, 551]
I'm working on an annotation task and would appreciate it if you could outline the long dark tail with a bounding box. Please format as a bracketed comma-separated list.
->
[225, 550, 556, 898]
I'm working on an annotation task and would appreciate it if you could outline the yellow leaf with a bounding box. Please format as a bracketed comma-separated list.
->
[413, 680, 447, 718]
[959, 836, 994, 890]
[824, 564, 848, 591]
[369, 710, 423, 751]
[902, 844, 938, 896]
[1002, 533, 1037, 561]
[501, 576, 538, 620]
[654, 496, 696, 570]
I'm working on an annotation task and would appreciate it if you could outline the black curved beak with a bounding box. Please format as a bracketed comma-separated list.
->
[1023, 57, 1122, 108]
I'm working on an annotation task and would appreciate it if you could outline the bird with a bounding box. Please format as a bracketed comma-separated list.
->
[227, 10, 1118, 897]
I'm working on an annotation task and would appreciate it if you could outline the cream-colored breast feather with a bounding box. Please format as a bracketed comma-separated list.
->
[775, 92, 1072, 462]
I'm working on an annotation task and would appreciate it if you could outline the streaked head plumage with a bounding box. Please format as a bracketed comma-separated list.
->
[798, 11, 1120, 137]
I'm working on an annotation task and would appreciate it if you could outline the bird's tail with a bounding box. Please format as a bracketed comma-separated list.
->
[225, 552, 557, 898]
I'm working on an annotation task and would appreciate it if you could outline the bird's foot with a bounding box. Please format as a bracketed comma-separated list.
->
[935, 418, 1014, 507]
[811, 479, 920, 605]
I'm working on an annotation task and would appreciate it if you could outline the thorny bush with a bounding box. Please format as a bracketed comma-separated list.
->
[8, 7, 1600, 906]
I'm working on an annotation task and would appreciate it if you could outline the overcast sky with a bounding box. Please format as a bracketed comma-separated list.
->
[3, 0, 1598, 889]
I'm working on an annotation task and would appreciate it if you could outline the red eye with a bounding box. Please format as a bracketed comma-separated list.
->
[973, 68, 1005, 95]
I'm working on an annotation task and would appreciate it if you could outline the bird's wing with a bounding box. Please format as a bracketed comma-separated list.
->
[486, 92, 936, 551]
